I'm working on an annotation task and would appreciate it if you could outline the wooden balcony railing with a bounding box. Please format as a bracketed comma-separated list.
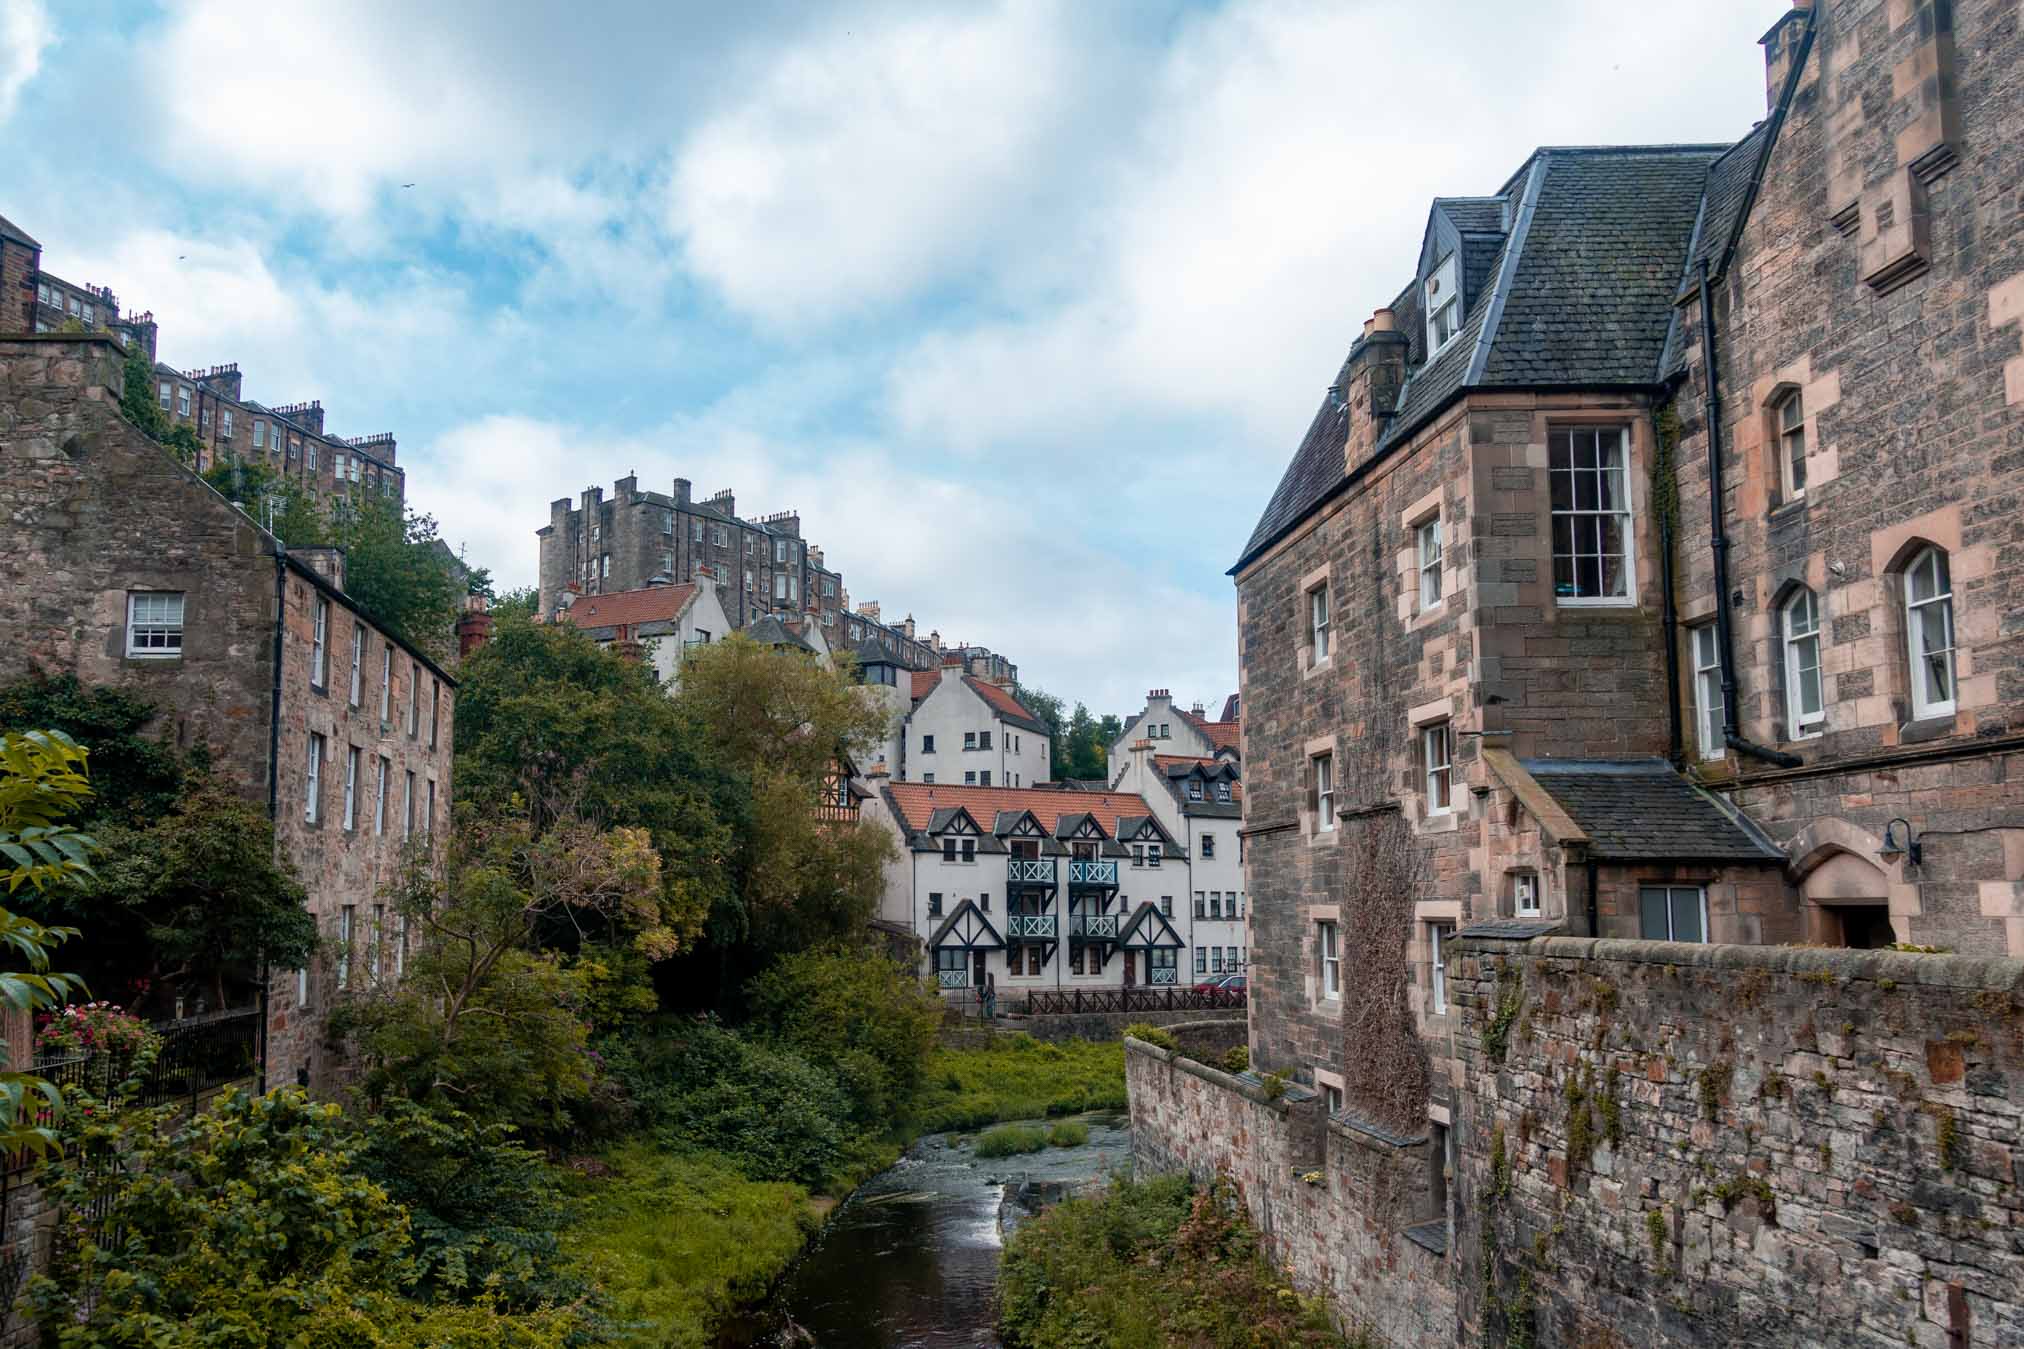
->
[1008, 858, 1057, 885]
[1068, 860, 1118, 888]
[1071, 912, 1119, 940]
[1006, 914, 1057, 940]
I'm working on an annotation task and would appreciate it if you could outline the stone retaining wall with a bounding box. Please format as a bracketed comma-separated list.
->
[1127, 936, 2024, 1346]
[1126, 1037, 1458, 1346]
[994, 1007, 1247, 1047]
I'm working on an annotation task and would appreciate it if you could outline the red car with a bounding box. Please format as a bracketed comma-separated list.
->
[1192, 972, 1248, 999]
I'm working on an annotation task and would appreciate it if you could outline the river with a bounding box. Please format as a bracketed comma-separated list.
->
[735, 1115, 1132, 1348]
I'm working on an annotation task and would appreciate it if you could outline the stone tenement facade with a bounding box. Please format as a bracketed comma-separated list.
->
[1129, 934, 2024, 1346]
[0, 210, 403, 505]
[0, 333, 450, 1092]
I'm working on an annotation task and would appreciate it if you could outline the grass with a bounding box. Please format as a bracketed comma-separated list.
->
[1047, 1120, 1090, 1148]
[998, 1174, 1349, 1347]
[912, 1035, 1127, 1132]
[976, 1123, 1050, 1158]
[560, 1141, 821, 1348]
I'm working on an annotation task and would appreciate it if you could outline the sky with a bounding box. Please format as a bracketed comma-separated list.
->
[3, 0, 1774, 715]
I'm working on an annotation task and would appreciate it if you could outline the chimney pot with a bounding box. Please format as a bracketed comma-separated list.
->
[1370, 307, 1396, 333]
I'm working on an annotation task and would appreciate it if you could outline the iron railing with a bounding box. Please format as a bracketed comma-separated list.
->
[1067, 860, 1117, 888]
[138, 1006, 260, 1109]
[1013, 986, 1247, 1015]
[1006, 914, 1057, 940]
[1007, 858, 1056, 885]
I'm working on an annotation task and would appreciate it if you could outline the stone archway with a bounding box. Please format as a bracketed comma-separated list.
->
[1788, 820, 1903, 948]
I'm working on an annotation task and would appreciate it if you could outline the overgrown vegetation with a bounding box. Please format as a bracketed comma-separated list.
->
[912, 1036, 1127, 1132]
[976, 1123, 1050, 1158]
[998, 1175, 1348, 1347]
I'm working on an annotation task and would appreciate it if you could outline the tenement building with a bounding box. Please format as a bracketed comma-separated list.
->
[0, 332, 450, 1092]
[1126, 3, 2024, 1346]
[0, 210, 405, 505]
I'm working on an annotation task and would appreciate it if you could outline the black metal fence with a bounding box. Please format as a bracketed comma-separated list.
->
[1014, 986, 1247, 1016]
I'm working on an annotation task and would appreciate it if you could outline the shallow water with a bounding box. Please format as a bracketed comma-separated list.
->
[739, 1117, 1130, 1348]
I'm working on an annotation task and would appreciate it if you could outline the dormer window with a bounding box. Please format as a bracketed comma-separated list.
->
[1187, 780, 1203, 801]
[1425, 253, 1460, 355]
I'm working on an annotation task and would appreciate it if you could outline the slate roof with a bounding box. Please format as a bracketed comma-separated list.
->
[745, 613, 819, 653]
[553, 584, 698, 636]
[1518, 758, 1785, 863]
[1235, 143, 1735, 574]
[1456, 918, 1565, 941]
[1153, 755, 1243, 804]
[0, 214, 39, 249]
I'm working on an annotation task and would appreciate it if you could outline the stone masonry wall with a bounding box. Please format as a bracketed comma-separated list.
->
[1127, 1038, 1458, 1347]
[1449, 935, 2024, 1347]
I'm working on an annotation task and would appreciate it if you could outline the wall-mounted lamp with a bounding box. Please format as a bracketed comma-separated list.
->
[1878, 817, 1922, 867]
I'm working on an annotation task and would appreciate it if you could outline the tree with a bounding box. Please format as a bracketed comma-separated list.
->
[0, 730, 91, 1159]
[744, 945, 940, 1128]
[0, 675, 310, 1014]
[1057, 702, 1121, 782]
[1013, 682, 1066, 775]
[671, 637, 898, 973]
[116, 341, 201, 466]
[342, 809, 662, 1133]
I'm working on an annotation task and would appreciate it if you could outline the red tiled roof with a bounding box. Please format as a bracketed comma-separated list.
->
[555, 584, 697, 631]
[910, 670, 938, 701]
[1152, 755, 1244, 801]
[884, 782, 1155, 837]
[1180, 709, 1241, 751]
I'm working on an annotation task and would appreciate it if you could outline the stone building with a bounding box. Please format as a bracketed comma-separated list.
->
[0, 210, 404, 505]
[0, 332, 451, 1092]
[863, 779, 1242, 1000]
[1122, 1, 2024, 1344]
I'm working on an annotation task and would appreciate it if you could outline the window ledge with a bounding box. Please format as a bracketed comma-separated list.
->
[1767, 497, 1809, 523]
[1900, 715, 1958, 745]
[1553, 599, 1643, 615]
[1402, 1221, 1449, 1257]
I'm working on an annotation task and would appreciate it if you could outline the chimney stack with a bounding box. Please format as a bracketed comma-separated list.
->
[457, 593, 494, 659]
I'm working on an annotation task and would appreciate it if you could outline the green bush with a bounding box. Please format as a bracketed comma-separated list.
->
[999, 1175, 1346, 1347]
[912, 1038, 1126, 1132]
[743, 944, 941, 1128]
[26, 1088, 584, 1346]
[354, 1099, 582, 1310]
[562, 1141, 816, 1349]
[1223, 1045, 1251, 1073]
[1124, 1022, 1179, 1051]
[975, 1124, 1048, 1158]
[609, 1019, 852, 1187]
[1046, 1120, 1089, 1148]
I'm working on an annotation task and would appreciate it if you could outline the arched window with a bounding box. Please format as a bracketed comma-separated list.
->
[1905, 547, 1956, 719]
[1782, 588, 1823, 736]
[1774, 389, 1806, 500]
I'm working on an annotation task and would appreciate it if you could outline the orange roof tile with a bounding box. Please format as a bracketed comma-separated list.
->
[909, 671, 1046, 730]
[883, 781, 1155, 837]
[555, 584, 698, 632]
[1180, 709, 1241, 751]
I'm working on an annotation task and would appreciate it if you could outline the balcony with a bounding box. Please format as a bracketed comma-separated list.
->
[1068, 860, 1118, 889]
[937, 969, 969, 989]
[1007, 914, 1057, 940]
[1071, 912, 1119, 941]
[1008, 858, 1056, 886]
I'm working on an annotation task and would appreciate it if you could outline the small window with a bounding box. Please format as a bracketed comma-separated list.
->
[928, 892, 943, 917]
[979, 731, 993, 750]
[964, 771, 976, 785]
[253, 421, 265, 448]
[342, 746, 359, 831]
[126, 591, 185, 657]
[1692, 624, 1724, 761]
[337, 904, 355, 990]
[1147, 843, 1161, 868]
[1209, 891, 1222, 918]
[1318, 920, 1341, 999]
[1417, 516, 1444, 609]
[922, 735, 935, 753]
[1194, 892, 1206, 918]
[692, 519, 704, 542]
[1324, 1083, 1345, 1116]
[425, 780, 435, 838]
[403, 771, 415, 840]
[1215, 780, 1231, 802]
[1775, 390, 1806, 500]
[305, 733, 325, 825]
[379, 647, 392, 720]
[1782, 589, 1824, 736]
[923, 773, 935, 783]
[1422, 722, 1453, 815]
[979, 771, 991, 786]
[961, 838, 976, 863]
[1313, 753, 1335, 832]
[349, 623, 365, 706]
[1512, 871, 1540, 917]
[1195, 946, 1207, 975]
[220, 409, 234, 439]
[1905, 547, 1956, 720]
[1201, 834, 1215, 859]
[964, 731, 977, 750]
[1430, 921, 1455, 1013]
[310, 596, 329, 688]
[1549, 427, 1633, 603]
[1309, 582, 1331, 662]
[176, 387, 191, 417]
[1639, 885, 1708, 943]
[943, 838, 957, 861]
[1424, 253, 1460, 354]
[429, 680, 441, 749]
[158, 381, 172, 409]
[374, 756, 389, 835]
[1187, 780, 1203, 801]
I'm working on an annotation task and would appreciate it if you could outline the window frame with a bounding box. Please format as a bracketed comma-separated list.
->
[1638, 884, 1709, 943]
[125, 591, 185, 659]
[1424, 252, 1461, 356]
[1512, 871, 1540, 918]
[1692, 623, 1724, 761]
[1782, 588, 1824, 736]
[348, 623, 365, 706]
[1318, 921, 1341, 1000]
[1548, 426, 1636, 606]
[1775, 390, 1806, 501]
[342, 745, 359, 831]
[1313, 752, 1335, 833]
[1417, 515, 1444, 610]
[1904, 547, 1957, 721]
[1422, 721, 1453, 816]
[1430, 921, 1454, 1013]
[304, 733, 325, 825]
[1308, 582, 1331, 663]
[309, 596, 329, 690]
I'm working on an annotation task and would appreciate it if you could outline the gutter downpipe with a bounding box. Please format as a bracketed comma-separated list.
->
[1696, 258, 1803, 771]
[259, 543, 287, 1094]
[1655, 406, 1684, 768]
[1586, 853, 1599, 940]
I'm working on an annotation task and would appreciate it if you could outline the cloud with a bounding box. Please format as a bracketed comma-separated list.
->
[0, 0, 52, 121]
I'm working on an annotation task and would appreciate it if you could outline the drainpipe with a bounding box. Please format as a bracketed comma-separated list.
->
[1585, 853, 1599, 940]
[1696, 258, 1803, 771]
[1654, 410, 1684, 769]
[259, 545, 287, 1094]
